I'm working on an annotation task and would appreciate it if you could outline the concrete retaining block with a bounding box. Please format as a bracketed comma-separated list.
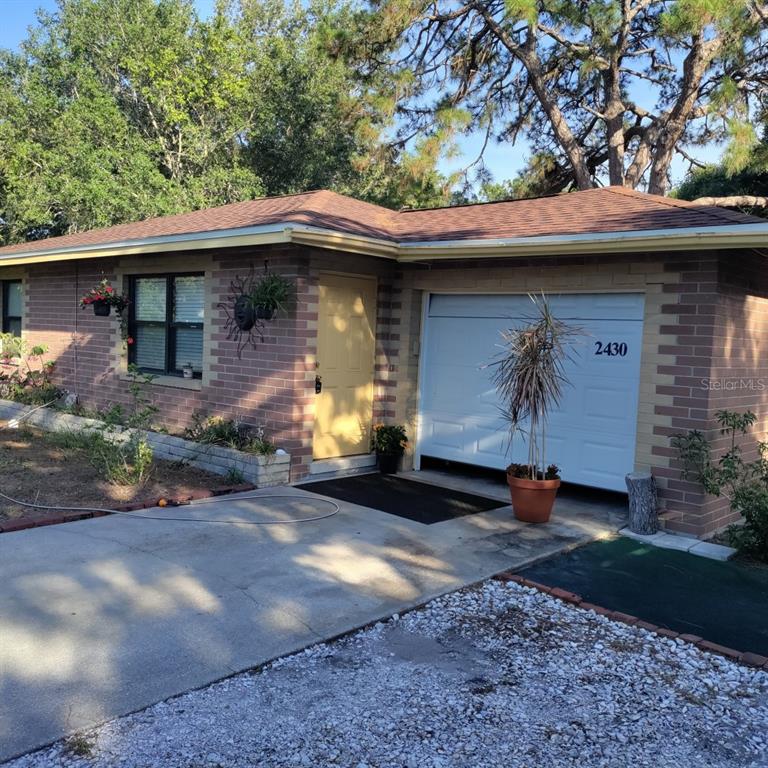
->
[0, 398, 290, 488]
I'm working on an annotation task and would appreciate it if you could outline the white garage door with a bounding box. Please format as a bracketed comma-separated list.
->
[418, 293, 645, 492]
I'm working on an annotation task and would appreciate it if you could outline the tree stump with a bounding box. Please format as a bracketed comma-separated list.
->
[625, 472, 659, 535]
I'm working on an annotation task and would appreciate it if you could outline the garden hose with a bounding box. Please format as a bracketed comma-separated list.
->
[0, 489, 340, 526]
[0, 396, 64, 430]
[1, 401, 340, 526]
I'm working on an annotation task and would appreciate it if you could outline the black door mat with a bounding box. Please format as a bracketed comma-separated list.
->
[520, 537, 768, 657]
[300, 474, 505, 524]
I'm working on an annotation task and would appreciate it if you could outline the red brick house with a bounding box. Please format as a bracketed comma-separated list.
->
[1, 186, 767, 537]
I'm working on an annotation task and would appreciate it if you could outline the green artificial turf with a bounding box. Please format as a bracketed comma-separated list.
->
[521, 536, 768, 656]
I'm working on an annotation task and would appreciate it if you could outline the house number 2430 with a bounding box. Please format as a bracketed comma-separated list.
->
[594, 341, 628, 357]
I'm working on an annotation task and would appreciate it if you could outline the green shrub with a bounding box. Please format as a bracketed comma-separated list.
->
[673, 409, 768, 561]
[185, 413, 276, 455]
[249, 271, 294, 315]
[371, 424, 407, 455]
[224, 467, 245, 484]
[47, 429, 154, 487]
[0, 335, 62, 405]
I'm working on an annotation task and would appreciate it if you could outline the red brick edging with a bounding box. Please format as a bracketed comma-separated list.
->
[0, 483, 257, 534]
[495, 572, 768, 670]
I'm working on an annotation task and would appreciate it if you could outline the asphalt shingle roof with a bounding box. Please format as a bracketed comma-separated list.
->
[0, 186, 762, 257]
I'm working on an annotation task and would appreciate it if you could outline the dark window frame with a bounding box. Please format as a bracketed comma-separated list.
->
[2, 280, 23, 336]
[127, 273, 204, 378]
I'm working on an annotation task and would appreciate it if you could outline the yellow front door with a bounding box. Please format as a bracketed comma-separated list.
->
[313, 274, 377, 459]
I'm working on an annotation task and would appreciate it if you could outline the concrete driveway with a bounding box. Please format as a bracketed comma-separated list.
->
[0, 477, 624, 762]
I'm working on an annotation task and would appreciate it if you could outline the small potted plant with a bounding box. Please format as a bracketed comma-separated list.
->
[372, 424, 408, 474]
[80, 278, 129, 318]
[491, 295, 580, 523]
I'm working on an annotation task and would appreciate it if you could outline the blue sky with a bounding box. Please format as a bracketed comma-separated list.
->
[0, 0, 718, 188]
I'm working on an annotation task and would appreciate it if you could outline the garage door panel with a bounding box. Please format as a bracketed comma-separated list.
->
[428, 293, 645, 321]
[429, 419, 465, 449]
[475, 425, 507, 459]
[419, 293, 644, 492]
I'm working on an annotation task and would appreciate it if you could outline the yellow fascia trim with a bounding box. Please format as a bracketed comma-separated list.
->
[288, 228, 398, 259]
[397, 231, 768, 261]
[1, 223, 766, 267]
[0, 230, 292, 267]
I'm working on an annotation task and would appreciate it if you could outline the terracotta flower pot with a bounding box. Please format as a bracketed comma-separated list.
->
[506, 474, 561, 523]
[93, 300, 111, 317]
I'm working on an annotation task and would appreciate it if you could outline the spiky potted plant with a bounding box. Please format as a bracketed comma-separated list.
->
[491, 295, 580, 523]
[250, 271, 293, 320]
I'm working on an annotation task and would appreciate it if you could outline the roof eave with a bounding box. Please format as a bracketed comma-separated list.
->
[396, 224, 768, 260]
[0, 224, 292, 267]
[0, 221, 766, 267]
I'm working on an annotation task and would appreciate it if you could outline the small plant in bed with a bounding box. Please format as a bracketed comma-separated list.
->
[0, 334, 62, 405]
[48, 428, 154, 486]
[674, 409, 768, 562]
[185, 413, 276, 455]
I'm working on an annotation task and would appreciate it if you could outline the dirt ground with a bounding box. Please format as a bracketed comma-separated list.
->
[0, 426, 240, 525]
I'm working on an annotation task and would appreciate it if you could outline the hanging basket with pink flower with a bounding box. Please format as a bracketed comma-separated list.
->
[79, 279, 130, 341]
[79, 279, 129, 317]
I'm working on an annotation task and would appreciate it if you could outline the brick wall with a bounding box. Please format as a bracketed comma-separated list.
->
[393, 252, 682, 480]
[5, 243, 766, 535]
[648, 252, 768, 536]
[8, 245, 315, 481]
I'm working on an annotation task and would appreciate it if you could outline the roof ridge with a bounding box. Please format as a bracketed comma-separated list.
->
[602, 185, 750, 226]
[399, 190, 573, 214]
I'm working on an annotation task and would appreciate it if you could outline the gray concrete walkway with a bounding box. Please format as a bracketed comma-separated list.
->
[0, 476, 625, 762]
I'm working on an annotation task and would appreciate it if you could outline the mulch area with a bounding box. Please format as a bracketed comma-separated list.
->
[0, 426, 254, 532]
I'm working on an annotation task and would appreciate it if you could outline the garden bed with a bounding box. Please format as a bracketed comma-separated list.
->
[0, 426, 256, 530]
[0, 398, 291, 488]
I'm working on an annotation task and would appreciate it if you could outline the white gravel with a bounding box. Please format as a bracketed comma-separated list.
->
[7, 580, 768, 768]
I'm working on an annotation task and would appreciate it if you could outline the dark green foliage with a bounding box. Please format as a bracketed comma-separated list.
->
[0, 0, 450, 245]
[673, 409, 768, 561]
[185, 413, 276, 455]
[249, 271, 294, 314]
[674, 125, 768, 217]
[507, 462, 560, 480]
[371, 423, 407, 455]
